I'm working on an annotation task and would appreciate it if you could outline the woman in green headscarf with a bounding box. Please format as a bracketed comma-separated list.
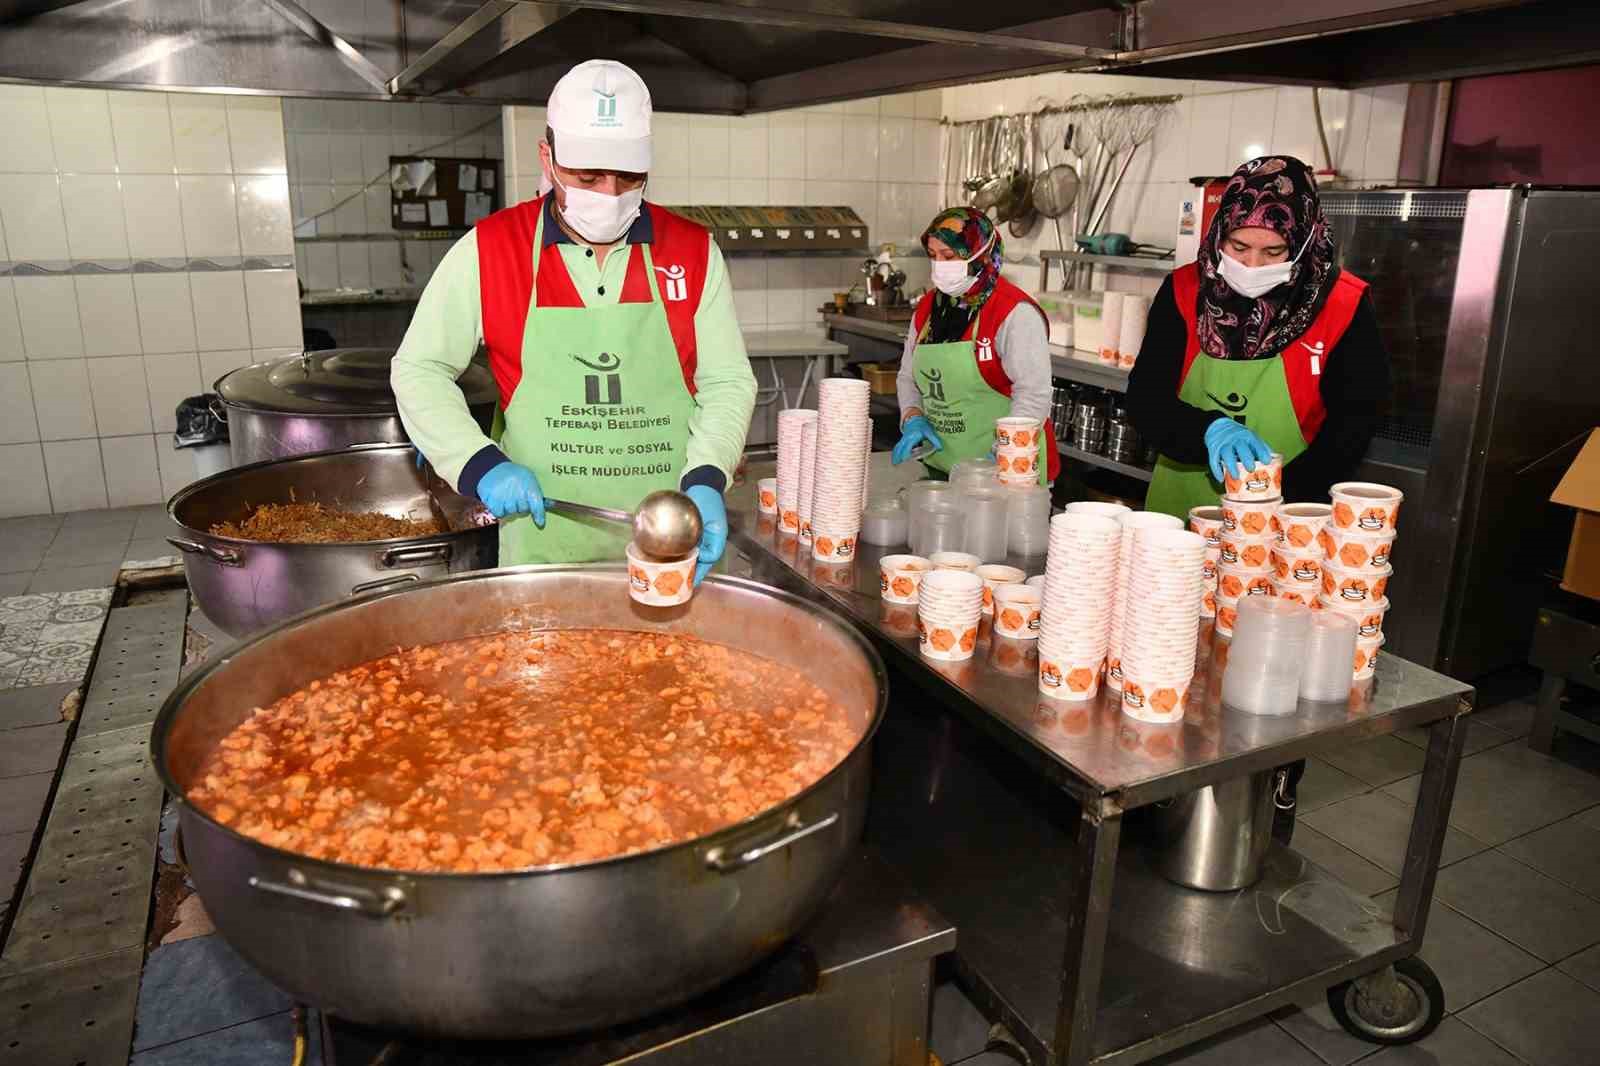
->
[891, 207, 1059, 483]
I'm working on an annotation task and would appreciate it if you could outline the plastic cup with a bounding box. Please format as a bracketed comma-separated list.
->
[1320, 563, 1391, 605]
[626, 541, 695, 607]
[1221, 497, 1280, 538]
[1301, 612, 1360, 702]
[1222, 453, 1284, 502]
[757, 477, 778, 515]
[879, 554, 931, 604]
[1318, 526, 1398, 572]
[993, 583, 1042, 639]
[1273, 502, 1332, 548]
[1329, 482, 1403, 533]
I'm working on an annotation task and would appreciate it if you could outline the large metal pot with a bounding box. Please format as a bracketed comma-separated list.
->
[167, 443, 496, 637]
[215, 348, 498, 466]
[152, 569, 885, 1039]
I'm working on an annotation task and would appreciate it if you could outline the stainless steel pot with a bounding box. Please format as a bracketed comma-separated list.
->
[215, 348, 498, 465]
[167, 443, 496, 638]
[152, 568, 885, 1039]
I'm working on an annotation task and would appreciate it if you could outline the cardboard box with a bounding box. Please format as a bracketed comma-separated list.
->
[1551, 428, 1600, 601]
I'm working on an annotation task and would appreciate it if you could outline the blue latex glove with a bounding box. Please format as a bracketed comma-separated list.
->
[891, 415, 943, 465]
[684, 484, 727, 587]
[477, 461, 547, 526]
[1203, 418, 1273, 483]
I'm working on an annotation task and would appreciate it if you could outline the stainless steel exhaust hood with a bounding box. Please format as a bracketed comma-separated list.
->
[0, 1, 1590, 111]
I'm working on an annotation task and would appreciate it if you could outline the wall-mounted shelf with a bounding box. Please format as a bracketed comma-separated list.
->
[295, 232, 462, 243]
[1050, 351, 1130, 393]
[1038, 249, 1175, 290]
[1058, 443, 1155, 483]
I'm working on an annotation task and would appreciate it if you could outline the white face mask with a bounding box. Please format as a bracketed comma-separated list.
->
[929, 235, 994, 297]
[552, 170, 644, 245]
[1217, 234, 1309, 299]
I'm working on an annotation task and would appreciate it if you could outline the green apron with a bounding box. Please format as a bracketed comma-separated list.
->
[496, 214, 695, 564]
[912, 335, 1045, 486]
[1144, 352, 1308, 518]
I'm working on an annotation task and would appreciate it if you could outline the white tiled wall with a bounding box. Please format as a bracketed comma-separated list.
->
[0, 84, 303, 516]
[284, 99, 502, 294]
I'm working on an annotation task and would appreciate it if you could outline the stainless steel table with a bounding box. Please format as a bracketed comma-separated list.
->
[726, 454, 1475, 1066]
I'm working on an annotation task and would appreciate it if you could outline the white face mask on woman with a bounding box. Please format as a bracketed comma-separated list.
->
[929, 235, 995, 297]
[1217, 234, 1309, 299]
[553, 171, 644, 245]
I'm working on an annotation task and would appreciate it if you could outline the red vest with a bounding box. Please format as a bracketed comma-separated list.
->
[474, 197, 711, 411]
[911, 278, 1061, 482]
[1171, 262, 1368, 443]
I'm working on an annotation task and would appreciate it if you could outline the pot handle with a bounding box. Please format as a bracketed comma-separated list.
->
[703, 810, 840, 873]
[351, 573, 420, 596]
[379, 542, 452, 569]
[167, 537, 244, 567]
[248, 872, 406, 917]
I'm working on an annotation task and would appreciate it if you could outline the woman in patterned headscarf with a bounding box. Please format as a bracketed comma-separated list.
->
[1129, 155, 1389, 517]
[892, 206, 1059, 483]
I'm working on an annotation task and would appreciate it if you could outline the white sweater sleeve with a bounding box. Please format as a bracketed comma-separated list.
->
[996, 302, 1053, 423]
[894, 328, 921, 426]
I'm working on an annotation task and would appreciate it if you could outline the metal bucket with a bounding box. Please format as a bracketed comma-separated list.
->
[1150, 770, 1274, 891]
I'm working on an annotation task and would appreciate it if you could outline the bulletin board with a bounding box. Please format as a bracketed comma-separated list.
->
[388, 156, 502, 232]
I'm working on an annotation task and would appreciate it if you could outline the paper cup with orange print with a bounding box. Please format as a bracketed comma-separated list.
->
[1217, 565, 1274, 602]
[1221, 496, 1280, 537]
[1214, 594, 1241, 637]
[976, 563, 1026, 616]
[811, 529, 858, 563]
[1270, 546, 1323, 585]
[930, 550, 981, 573]
[918, 569, 983, 662]
[995, 416, 1042, 450]
[1119, 673, 1190, 724]
[1273, 502, 1332, 548]
[1189, 505, 1225, 549]
[919, 620, 981, 662]
[1320, 563, 1391, 605]
[757, 477, 778, 515]
[993, 582, 1042, 639]
[1218, 532, 1273, 572]
[1200, 585, 1218, 618]
[1353, 634, 1385, 681]
[1271, 579, 1314, 606]
[1319, 594, 1389, 639]
[625, 541, 696, 607]
[1039, 654, 1104, 701]
[1330, 482, 1402, 533]
[879, 554, 930, 605]
[1221, 452, 1283, 501]
[1320, 527, 1397, 572]
[1201, 551, 1221, 584]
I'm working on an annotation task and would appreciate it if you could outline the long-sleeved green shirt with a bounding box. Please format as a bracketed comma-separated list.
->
[391, 200, 756, 499]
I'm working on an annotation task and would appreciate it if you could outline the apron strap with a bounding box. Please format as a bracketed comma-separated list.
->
[475, 198, 543, 410]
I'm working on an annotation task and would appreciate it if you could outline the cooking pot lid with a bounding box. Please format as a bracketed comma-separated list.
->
[216, 348, 497, 414]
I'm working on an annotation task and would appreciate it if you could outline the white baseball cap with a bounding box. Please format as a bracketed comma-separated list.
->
[546, 59, 652, 173]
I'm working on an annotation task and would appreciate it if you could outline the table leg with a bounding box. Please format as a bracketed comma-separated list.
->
[1528, 671, 1565, 754]
[1054, 797, 1123, 1066]
[1393, 709, 1469, 942]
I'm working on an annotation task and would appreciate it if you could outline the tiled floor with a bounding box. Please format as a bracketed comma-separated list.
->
[0, 505, 179, 597]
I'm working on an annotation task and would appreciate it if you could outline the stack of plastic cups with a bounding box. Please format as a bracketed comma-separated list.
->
[949, 457, 998, 492]
[774, 409, 816, 535]
[1320, 482, 1402, 681]
[906, 480, 948, 554]
[995, 416, 1044, 487]
[917, 570, 984, 662]
[1300, 611, 1360, 702]
[1188, 505, 1225, 621]
[1005, 485, 1052, 558]
[1107, 511, 1185, 690]
[1119, 527, 1207, 723]
[1221, 596, 1312, 716]
[797, 416, 819, 541]
[963, 487, 1011, 562]
[1270, 502, 1331, 604]
[810, 379, 872, 563]
[1037, 513, 1121, 701]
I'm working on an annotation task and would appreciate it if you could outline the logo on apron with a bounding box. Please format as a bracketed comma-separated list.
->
[977, 337, 994, 362]
[574, 352, 624, 405]
[1205, 389, 1250, 421]
[655, 264, 688, 302]
[920, 367, 946, 402]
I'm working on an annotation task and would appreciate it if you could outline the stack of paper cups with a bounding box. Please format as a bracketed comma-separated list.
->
[859, 417, 873, 510]
[1319, 482, 1401, 681]
[756, 477, 777, 515]
[1098, 291, 1125, 367]
[1119, 527, 1207, 723]
[1270, 502, 1330, 599]
[1107, 511, 1185, 689]
[1038, 512, 1122, 700]
[774, 409, 816, 535]
[1117, 295, 1149, 370]
[797, 416, 819, 540]
[810, 378, 872, 562]
[1188, 505, 1224, 619]
[1065, 500, 1132, 520]
[917, 570, 984, 662]
[994, 416, 1043, 487]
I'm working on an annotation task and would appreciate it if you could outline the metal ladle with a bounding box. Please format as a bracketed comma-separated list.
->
[546, 489, 703, 559]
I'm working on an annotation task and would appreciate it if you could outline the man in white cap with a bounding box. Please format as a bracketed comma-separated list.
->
[392, 59, 756, 581]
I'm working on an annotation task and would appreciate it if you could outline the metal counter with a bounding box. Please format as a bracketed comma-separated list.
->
[727, 454, 1474, 1066]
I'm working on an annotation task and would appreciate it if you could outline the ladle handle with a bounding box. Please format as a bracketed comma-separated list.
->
[543, 498, 633, 526]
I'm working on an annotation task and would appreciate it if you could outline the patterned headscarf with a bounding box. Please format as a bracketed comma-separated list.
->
[918, 207, 1004, 345]
[1197, 156, 1339, 360]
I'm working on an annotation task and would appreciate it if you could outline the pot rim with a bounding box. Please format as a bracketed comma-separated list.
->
[166, 443, 496, 549]
[152, 566, 888, 882]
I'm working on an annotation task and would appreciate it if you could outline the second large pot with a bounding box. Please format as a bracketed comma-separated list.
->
[153, 568, 885, 1039]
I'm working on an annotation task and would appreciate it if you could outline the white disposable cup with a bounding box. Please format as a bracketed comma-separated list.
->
[1221, 496, 1280, 538]
[993, 583, 1042, 639]
[1354, 634, 1386, 680]
[626, 541, 696, 607]
[1218, 565, 1275, 600]
[1119, 670, 1191, 723]
[995, 416, 1043, 450]
[879, 554, 930, 604]
[930, 551, 981, 573]
[1320, 563, 1392, 605]
[1039, 653, 1105, 701]
[1329, 482, 1403, 533]
[1270, 546, 1324, 585]
[1188, 505, 1225, 549]
[975, 563, 1026, 615]
[1221, 452, 1283, 502]
[1066, 500, 1131, 519]
[1318, 595, 1390, 639]
[1218, 532, 1274, 572]
[1098, 291, 1126, 367]
[810, 528, 859, 563]
[756, 477, 778, 515]
[1319, 527, 1398, 572]
[1274, 502, 1332, 548]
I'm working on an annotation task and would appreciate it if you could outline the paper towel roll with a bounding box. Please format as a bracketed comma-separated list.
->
[1117, 295, 1149, 370]
[1098, 291, 1125, 367]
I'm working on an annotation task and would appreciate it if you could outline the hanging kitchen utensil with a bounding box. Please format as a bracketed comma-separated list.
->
[1009, 114, 1041, 238]
[972, 117, 1012, 214]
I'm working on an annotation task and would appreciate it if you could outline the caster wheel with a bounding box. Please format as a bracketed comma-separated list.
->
[1327, 957, 1445, 1045]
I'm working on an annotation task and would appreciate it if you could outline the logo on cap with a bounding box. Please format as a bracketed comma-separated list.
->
[594, 89, 620, 128]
